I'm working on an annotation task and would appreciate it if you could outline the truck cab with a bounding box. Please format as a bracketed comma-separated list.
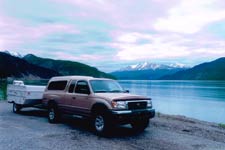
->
[43, 76, 155, 135]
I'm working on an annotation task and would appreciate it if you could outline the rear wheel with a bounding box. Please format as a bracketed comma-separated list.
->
[13, 103, 21, 113]
[48, 104, 60, 123]
[131, 119, 149, 132]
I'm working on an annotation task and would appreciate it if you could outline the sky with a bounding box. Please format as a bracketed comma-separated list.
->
[1, 0, 225, 72]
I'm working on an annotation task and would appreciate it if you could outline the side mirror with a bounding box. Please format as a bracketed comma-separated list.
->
[125, 90, 129, 93]
[86, 90, 91, 95]
[78, 88, 90, 95]
[83, 89, 90, 95]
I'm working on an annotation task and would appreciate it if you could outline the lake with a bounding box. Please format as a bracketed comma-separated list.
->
[119, 80, 225, 124]
[1, 80, 225, 123]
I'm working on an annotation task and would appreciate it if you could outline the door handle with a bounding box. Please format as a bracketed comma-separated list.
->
[72, 97, 76, 100]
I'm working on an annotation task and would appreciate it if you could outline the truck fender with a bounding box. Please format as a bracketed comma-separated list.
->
[91, 103, 109, 114]
[47, 100, 57, 108]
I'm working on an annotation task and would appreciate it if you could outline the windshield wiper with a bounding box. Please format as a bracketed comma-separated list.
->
[109, 90, 123, 93]
[94, 90, 109, 93]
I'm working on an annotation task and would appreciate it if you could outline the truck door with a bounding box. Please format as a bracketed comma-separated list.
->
[72, 80, 92, 116]
[63, 80, 76, 113]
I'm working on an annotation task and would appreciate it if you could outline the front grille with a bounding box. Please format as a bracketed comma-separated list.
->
[128, 101, 147, 110]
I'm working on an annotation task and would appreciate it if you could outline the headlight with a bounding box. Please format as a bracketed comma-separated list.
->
[147, 100, 152, 107]
[111, 101, 126, 109]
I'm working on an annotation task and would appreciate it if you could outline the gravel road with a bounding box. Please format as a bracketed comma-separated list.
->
[0, 101, 225, 150]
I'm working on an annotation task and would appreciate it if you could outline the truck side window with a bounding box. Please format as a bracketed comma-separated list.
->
[68, 80, 76, 93]
[48, 81, 67, 90]
[75, 81, 90, 94]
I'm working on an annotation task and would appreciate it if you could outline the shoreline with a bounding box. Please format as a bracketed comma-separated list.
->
[154, 112, 225, 128]
[155, 112, 225, 126]
[151, 112, 225, 148]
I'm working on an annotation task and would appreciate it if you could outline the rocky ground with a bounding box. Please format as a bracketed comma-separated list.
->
[0, 101, 225, 150]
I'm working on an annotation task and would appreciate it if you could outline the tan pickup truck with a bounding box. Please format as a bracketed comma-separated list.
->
[42, 76, 155, 135]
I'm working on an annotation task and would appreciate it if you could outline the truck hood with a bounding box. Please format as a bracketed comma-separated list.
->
[94, 93, 150, 101]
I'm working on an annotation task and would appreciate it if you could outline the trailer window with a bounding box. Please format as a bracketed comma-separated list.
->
[48, 81, 67, 90]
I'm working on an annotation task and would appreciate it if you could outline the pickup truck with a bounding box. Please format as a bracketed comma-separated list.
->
[42, 76, 155, 135]
[7, 76, 155, 135]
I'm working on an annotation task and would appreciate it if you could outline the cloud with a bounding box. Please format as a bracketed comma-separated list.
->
[53, 51, 105, 61]
[52, 0, 177, 31]
[116, 32, 153, 43]
[113, 32, 225, 61]
[154, 0, 225, 34]
[0, 14, 78, 50]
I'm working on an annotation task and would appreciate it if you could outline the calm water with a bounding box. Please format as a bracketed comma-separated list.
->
[1, 80, 225, 123]
[119, 80, 225, 124]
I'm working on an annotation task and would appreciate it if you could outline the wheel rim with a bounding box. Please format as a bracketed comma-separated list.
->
[13, 104, 17, 112]
[49, 108, 55, 120]
[95, 115, 104, 132]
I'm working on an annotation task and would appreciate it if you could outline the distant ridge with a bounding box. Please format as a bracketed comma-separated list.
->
[160, 57, 225, 80]
[23, 54, 115, 79]
[0, 52, 59, 79]
[119, 62, 188, 71]
[2, 50, 23, 58]
[111, 62, 188, 80]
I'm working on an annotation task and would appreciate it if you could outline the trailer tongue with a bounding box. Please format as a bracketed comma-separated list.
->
[7, 80, 46, 113]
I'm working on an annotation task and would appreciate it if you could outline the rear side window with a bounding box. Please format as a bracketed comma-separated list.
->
[68, 80, 76, 93]
[48, 81, 67, 90]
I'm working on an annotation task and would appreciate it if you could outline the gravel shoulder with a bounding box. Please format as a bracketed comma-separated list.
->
[0, 101, 225, 150]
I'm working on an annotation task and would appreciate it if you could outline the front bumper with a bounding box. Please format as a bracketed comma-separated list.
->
[108, 108, 155, 124]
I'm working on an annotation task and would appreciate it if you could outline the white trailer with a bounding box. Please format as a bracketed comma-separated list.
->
[7, 80, 46, 113]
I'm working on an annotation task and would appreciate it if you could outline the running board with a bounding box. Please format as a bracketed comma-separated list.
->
[72, 114, 83, 119]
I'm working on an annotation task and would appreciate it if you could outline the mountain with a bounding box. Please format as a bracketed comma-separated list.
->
[160, 57, 225, 80]
[0, 52, 59, 79]
[111, 62, 188, 80]
[120, 62, 187, 71]
[2, 50, 23, 58]
[23, 54, 115, 79]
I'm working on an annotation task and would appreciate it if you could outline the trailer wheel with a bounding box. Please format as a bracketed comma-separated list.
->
[13, 103, 21, 113]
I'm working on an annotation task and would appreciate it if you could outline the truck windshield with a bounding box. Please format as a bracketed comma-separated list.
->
[90, 80, 124, 93]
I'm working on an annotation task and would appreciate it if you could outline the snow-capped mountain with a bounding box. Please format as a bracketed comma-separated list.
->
[3, 50, 23, 58]
[120, 62, 189, 71]
[167, 63, 188, 69]
[111, 62, 190, 80]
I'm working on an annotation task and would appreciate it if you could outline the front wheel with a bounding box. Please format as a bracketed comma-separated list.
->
[48, 104, 60, 123]
[13, 103, 22, 113]
[92, 112, 111, 136]
[131, 119, 149, 132]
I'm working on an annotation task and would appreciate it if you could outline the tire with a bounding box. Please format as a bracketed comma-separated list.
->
[92, 112, 110, 136]
[131, 119, 149, 132]
[48, 104, 60, 123]
[13, 103, 21, 113]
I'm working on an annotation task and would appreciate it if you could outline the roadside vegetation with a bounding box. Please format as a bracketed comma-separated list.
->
[219, 123, 225, 129]
[0, 79, 7, 100]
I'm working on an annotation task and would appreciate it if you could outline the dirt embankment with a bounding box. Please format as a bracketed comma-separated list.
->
[152, 113, 225, 149]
